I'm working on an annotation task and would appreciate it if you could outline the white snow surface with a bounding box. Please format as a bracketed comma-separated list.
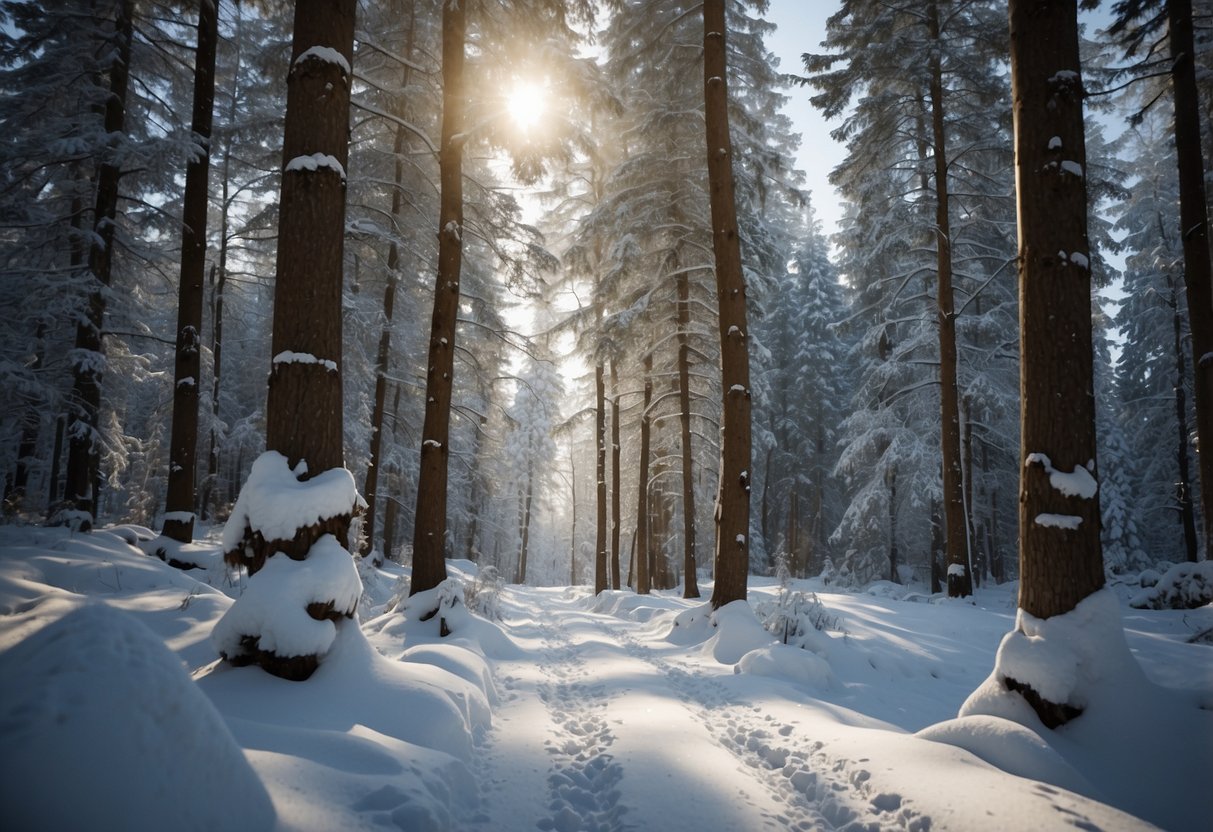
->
[221, 451, 364, 553]
[1036, 512, 1083, 530]
[272, 350, 339, 373]
[1, 526, 1210, 831]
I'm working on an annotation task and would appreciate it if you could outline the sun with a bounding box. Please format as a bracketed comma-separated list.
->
[506, 81, 547, 135]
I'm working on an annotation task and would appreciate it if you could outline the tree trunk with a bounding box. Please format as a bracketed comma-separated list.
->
[517, 458, 534, 585]
[362, 3, 417, 557]
[1009, 0, 1104, 615]
[610, 361, 622, 589]
[676, 269, 700, 598]
[927, 1, 972, 597]
[62, 0, 134, 525]
[635, 352, 653, 595]
[888, 466, 899, 583]
[595, 359, 608, 592]
[571, 453, 579, 584]
[1168, 272, 1200, 562]
[1167, 0, 1213, 557]
[411, 0, 464, 595]
[162, 0, 219, 544]
[704, 0, 752, 610]
[219, 0, 358, 681]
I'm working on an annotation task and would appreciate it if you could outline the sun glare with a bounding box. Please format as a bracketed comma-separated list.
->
[507, 81, 547, 134]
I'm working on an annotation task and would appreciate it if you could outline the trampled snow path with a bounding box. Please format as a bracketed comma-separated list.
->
[461, 587, 924, 832]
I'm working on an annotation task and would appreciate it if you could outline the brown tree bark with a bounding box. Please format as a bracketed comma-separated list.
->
[62, 0, 134, 525]
[410, 0, 464, 596]
[1166, 0, 1213, 557]
[704, 0, 752, 610]
[635, 352, 653, 595]
[1009, 0, 1104, 618]
[1168, 271, 1200, 562]
[221, 0, 358, 681]
[595, 358, 609, 593]
[362, 2, 417, 558]
[610, 361, 622, 589]
[676, 268, 700, 598]
[162, 0, 220, 544]
[927, 0, 972, 597]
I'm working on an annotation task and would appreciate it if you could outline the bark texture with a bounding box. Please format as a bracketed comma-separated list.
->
[703, 0, 752, 609]
[163, 0, 220, 544]
[62, 0, 134, 524]
[1166, 0, 1213, 557]
[1008, 0, 1104, 618]
[927, 1, 972, 597]
[411, 0, 464, 595]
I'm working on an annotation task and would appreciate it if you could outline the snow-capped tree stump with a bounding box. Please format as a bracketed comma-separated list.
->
[213, 453, 365, 681]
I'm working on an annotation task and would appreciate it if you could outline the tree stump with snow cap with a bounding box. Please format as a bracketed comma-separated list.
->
[214, 453, 365, 681]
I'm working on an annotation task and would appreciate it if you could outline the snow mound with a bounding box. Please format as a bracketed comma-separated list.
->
[917, 715, 1097, 799]
[703, 601, 776, 664]
[1130, 561, 1213, 610]
[199, 622, 482, 761]
[212, 535, 362, 660]
[735, 642, 835, 690]
[590, 588, 689, 622]
[962, 589, 1213, 830]
[0, 603, 274, 831]
[400, 643, 499, 705]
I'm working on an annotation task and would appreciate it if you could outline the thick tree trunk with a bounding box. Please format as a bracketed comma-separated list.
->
[1167, 0, 1213, 557]
[1009, 0, 1104, 616]
[676, 269, 700, 598]
[163, 0, 220, 544]
[927, 1, 971, 597]
[220, 0, 357, 681]
[411, 0, 464, 595]
[704, 0, 752, 609]
[595, 359, 609, 592]
[610, 361, 622, 589]
[62, 0, 134, 525]
[363, 4, 416, 557]
[635, 352, 653, 595]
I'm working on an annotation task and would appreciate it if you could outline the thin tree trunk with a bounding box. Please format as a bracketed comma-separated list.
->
[610, 361, 622, 589]
[595, 359, 608, 592]
[412, 0, 465, 595]
[1009, 0, 1104, 617]
[676, 269, 700, 598]
[62, 0, 134, 525]
[888, 466, 899, 583]
[363, 3, 416, 557]
[635, 352, 653, 595]
[1168, 271, 1200, 562]
[927, 1, 971, 597]
[704, 0, 752, 609]
[517, 458, 534, 584]
[571, 453, 578, 585]
[163, 0, 220, 543]
[1167, 0, 1213, 557]
[4, 324, 43, 511]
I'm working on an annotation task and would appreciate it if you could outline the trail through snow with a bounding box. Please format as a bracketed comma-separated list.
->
[464, 587, 901, 831]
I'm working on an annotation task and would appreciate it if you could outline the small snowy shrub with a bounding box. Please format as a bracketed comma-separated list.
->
[755, 586, 839, 644]
[1130, 561, 1213, 610]
[465, 565, 504, 621]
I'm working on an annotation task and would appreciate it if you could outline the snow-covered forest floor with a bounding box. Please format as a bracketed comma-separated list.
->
[0, 524, 1209, 831]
